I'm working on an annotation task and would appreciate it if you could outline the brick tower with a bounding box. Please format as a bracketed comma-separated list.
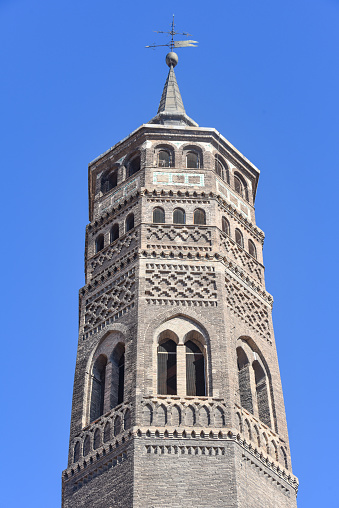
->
[62, 51, 298, 507]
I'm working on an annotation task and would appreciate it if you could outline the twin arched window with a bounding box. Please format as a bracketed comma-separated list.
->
[157, 338, 206, 397]
[101, 170, 117, 194]
[234, 173, 249, 202]
[128, 154, 141, 178]
[215, 157, 230, 184]
[236, 346, 271, 427]
[90, 344, 125, 422]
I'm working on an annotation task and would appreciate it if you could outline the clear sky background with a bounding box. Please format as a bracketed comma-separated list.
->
[1, 0, 338, 506]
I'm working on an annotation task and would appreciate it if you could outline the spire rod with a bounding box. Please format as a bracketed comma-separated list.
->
[145, 15, 198, 51]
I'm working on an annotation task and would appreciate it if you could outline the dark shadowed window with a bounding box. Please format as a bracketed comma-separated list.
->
[158, 339, 177, 395]
[126, 213, 134, 232]
[222, 217, 230, 235]
[95, 234, 104, 253]
[186, 152, 199, 168]
[194, 208, 206, 225]
[248, 239, 256, 259]
[118, 353, 125, 405]
[173, 208, 185, 224]
[128, 155, 141, 177]
[153, 207, 165, 223]
[158, 150, 171, 167]
[90, 355, 107, 422]
[110, 224, 119, 243]
[234, 173, 249, 201]
[101, 171, 117, 193]
[236, 347, 253, 414]
[235, 229, 243, 248]
[111, 343, 125, 408]
[73, 441, 80, 463]
[253, 360, 271, 428]
[186, 340, 205, 396]
[215, 158, 229, 183]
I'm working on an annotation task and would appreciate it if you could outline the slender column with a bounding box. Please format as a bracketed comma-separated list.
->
[176, 343, 186, 396]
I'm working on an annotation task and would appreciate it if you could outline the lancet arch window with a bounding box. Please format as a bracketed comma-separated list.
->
[90, 354, 107, 422]
[234, 172, 249, 202]
[253, 360, 271, 428]
[186, 340, 205, 396]
[157, 339, 177, 395]
[235, 228, 244, 248]
[125, 213, 134, 232]
[153, 207, 165, 224]
[110, 224, 119, 243]
[95, 234, 104, 253]
[215, 157, 230, 183]
[111, 343, 125, 407]
[173, 208, 185, 224]
[222, 216, 230, 235]
[193, 208, 206, 225]
[236, 347, 253, 414]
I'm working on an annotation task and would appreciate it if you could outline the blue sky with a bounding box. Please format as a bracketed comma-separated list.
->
[1, 0, 338, 506]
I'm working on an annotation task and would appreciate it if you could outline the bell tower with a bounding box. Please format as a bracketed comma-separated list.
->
[62, 42, 298, 507]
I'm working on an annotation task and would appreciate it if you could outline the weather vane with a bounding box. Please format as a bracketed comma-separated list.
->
[146, 15, 198, 67]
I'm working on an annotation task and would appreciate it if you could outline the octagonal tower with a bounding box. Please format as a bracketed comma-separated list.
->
[62, 55, 298, 507]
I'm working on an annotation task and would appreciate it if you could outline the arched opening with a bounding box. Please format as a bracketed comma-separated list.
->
[111, 343, 125, 408]
[95, 234, 104, 253]
[93, 428, 101, 450]
[222, 217, 230, 235]
[73, 441, 80, 463]
[193, 208, 206, 225]
[215, 157, 229, 183]
[90, 354, 107, 422]
[101, 170, 117, 194]
[110, 224, 119, 243]
[173, 208, 185, 224]
[186, 340, 205, 396]
[128, 154, 141, 177]
[186, 151, 200, 169]
[103, 422, 111, 443]
[83, 435, 90, 456]
[153, 207, 165, 224]
[235, 228, 243, 248]
[158, 150, 171, 167]
[253, 360, 271, 427]
[125, 213, 134, 232]
[157, 339, 177, 395]
[236, 347, 253, 414]
[234, 173, 249, 201]
[248, 239, 256, 259]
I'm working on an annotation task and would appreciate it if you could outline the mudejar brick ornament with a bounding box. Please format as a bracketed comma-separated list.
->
[62, 19, 299, 507]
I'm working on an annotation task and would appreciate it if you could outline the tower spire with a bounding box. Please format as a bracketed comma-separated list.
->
[146, 18, 199, 127]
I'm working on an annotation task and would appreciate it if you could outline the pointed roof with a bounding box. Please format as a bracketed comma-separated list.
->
[148, 53, 198, 127]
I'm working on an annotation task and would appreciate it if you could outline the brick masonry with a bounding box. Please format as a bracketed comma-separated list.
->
[62, 122, 298, 507]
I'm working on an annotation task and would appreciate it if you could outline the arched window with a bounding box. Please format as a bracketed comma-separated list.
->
[73, 441, 80, 463]
[236, 347, 253, 414]
[158, 150, 171, 167]
[235, 228, 243, 248]
[101, 170, 117, 193]
[125, 213, 134, 232]
[222, 217, 230, 235]
[194, 208, 206, 225]
[215, 157, 229, 183]
[158, 339, 177, 395]
[128, 154, 141, 177]
[83, 435, 90, 457]
[90, 354, 107, 422]
[111, 344, 125, 408]
[114, 416, 122, 436]
[124, 408, 131, 430]
[253, 360, 271, 428]
[110, 224, 119, 243]
[186, 151, 200, 169]
[173, 208, 185, 224]
[93, 428, 101, 450]
[234, 173, 249, 201]
[95, 234, 104, 253]
[153, 207, 165, 224]
[248, 239, 256, 259]
[186, 340, 205, 396]
[103, 422, 111, 443]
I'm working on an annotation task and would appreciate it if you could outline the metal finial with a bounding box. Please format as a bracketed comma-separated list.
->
[145, 15, 198, 67]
